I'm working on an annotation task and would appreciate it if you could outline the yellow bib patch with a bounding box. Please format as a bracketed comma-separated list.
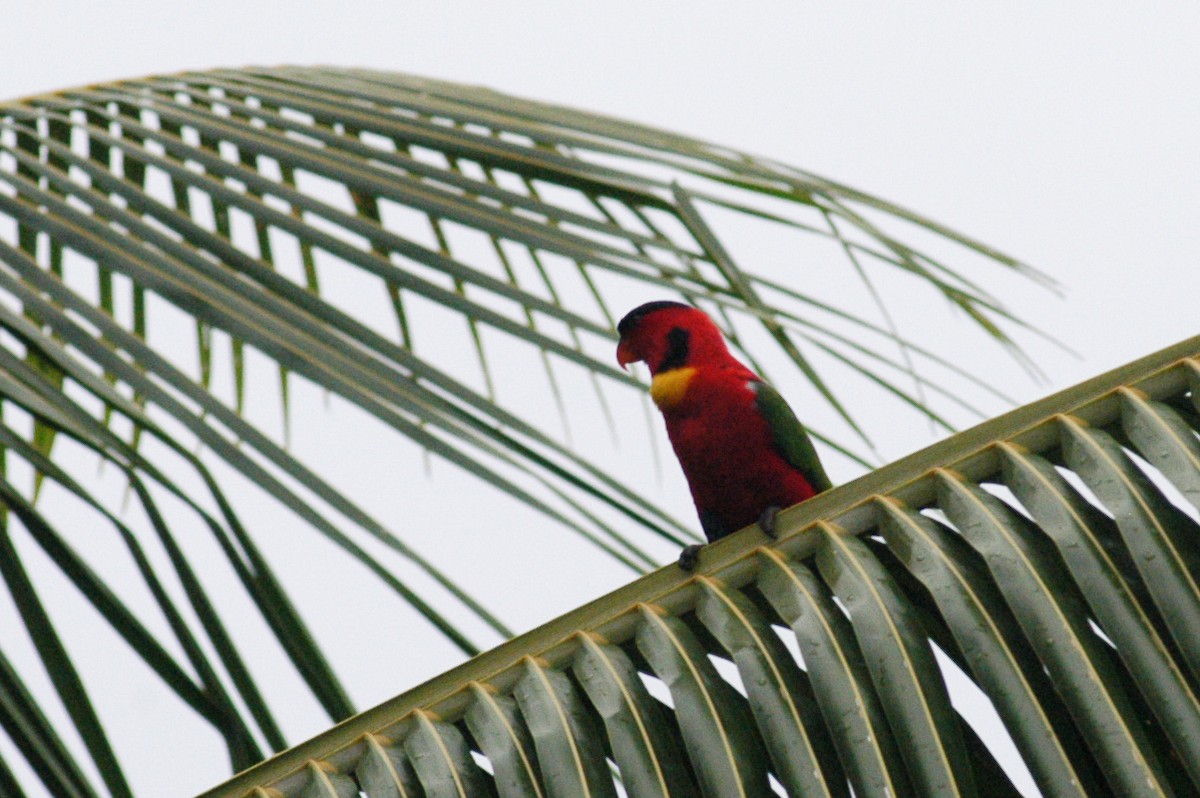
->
[650, 367, 697, 410]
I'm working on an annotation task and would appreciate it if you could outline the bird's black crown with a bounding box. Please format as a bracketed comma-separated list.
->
[616, 300, 692, 337]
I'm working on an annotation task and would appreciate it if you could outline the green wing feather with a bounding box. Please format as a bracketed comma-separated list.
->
[753, 381, 834, 492]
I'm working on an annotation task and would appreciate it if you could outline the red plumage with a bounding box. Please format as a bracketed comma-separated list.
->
[658, 362, 821, 539]
[617, 302, 828, 545]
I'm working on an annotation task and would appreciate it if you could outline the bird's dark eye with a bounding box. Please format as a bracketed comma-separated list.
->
[660, 327, 690, 371]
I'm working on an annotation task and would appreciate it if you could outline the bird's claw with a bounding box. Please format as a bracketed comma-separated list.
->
[758, 505, 782, 539]
[678, 544, 704, 572]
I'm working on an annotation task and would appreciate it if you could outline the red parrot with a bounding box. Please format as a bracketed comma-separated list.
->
[616, 301, 832, 570]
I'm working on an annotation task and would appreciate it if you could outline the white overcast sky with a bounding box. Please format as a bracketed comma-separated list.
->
[2, 3, 1198, 797]
[5, 2, 1195, 389]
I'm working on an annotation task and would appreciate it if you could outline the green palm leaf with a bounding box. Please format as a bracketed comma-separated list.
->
[200, 334, 1200, 798]
[0, 67, 1050, 793]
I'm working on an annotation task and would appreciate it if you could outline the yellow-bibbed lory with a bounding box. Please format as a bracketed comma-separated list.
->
[616, 301, 832, 570]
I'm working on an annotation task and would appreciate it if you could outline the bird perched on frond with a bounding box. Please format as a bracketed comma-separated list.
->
[616, 301, 832, 570]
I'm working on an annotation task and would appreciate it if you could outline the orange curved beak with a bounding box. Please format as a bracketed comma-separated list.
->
[616, 339, 638, 370]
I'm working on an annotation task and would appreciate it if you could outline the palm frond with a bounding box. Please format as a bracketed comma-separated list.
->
[199, 335, 1200, 798]
[0, 67, 1051, 791]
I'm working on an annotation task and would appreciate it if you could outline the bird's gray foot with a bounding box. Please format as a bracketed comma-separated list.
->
[758, 505, 782, 539]
[678, 544, 704, 571]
